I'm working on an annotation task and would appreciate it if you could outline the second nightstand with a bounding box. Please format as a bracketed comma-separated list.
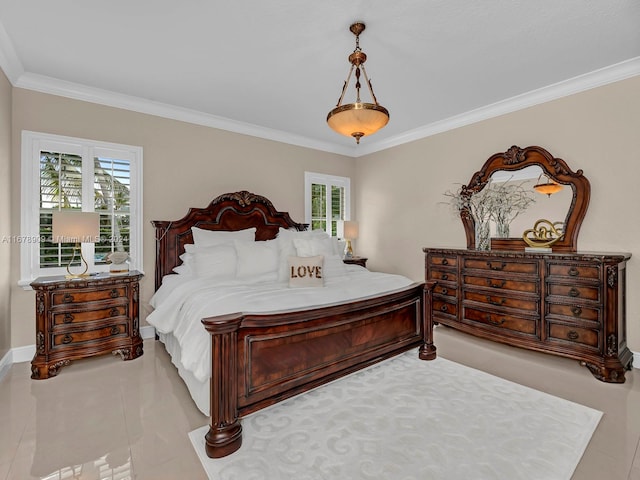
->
[30, 271, 143, 379]
[343, 256, 368, 268]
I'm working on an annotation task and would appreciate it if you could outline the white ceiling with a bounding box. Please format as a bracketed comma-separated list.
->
[1, 0, 639, 157]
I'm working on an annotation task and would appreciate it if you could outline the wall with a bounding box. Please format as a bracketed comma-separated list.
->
[9, 89, 354, 348]
[355, 75, 640, 351]
[0, 70, 11, 360]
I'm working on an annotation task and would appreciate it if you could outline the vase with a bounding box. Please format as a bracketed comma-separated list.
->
[495, 221, 510, 238]
[475, 219, 491, 251]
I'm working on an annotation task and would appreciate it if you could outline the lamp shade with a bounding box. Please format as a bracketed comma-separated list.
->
[533, 181, 563, 196]
[52, 211, 100, 243]
[339, 220, 359, 240]
[327, 103, 390, 140]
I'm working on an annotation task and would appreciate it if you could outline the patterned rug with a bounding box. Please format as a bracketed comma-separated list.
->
[189, 350, 601, 480]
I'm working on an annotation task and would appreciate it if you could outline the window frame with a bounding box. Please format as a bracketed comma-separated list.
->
[20, 131, 143, 286]
[304, 172, 351, 236]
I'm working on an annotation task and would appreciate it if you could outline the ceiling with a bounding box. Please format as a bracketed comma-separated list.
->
[1, 1, 639, 157]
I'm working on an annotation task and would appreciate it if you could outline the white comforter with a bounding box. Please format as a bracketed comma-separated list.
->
[147, 267, 414, 383]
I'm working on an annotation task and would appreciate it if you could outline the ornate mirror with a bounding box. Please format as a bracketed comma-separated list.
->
[460, 145, 590, 252]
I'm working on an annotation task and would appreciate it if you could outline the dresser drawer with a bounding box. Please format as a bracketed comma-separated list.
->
[429, 269, 457, 283]
[464, 275, 538, 294]
[51, 323, 128, 348]
[52, 305, 128, 326]
[52, 286, 128, 306]
[546, 284, 599, 302]
[464, 258, 538, 275]
[428, 255, 457, 268]
[547, 263, 600, 279]
[463, 290, 538, 312]
[433, 298, 457, 317]
[547, 323, 600, 350]
[433, 284, 457, 299]
[463, 307, 537, 336]
[547, 303, 600, 323]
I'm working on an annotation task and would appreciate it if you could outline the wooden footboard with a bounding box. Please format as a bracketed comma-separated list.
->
[201, 282, 437, 458]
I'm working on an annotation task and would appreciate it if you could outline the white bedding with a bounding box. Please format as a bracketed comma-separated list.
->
[147, 266, 414, 389]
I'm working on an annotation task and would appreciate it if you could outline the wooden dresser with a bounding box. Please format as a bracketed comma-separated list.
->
[424, 248, 632, 382]
[30, 271, 143, 379]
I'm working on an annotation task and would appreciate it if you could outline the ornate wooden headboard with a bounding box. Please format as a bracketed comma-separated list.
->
[151, 191, 307, 290]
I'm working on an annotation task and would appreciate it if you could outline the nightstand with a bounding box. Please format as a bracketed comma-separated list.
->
[30, 271, 143, 379]
[343, 256, 368, 268]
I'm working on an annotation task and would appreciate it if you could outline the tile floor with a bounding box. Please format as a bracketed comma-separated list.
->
[0, 327, 639, 479]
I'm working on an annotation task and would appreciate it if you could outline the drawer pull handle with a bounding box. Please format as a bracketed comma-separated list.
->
[110, 289, 119, 298]
[442, 259, 449, 265]
[486, 296, 506, 306]
[440, 287, 448, 295]
[568, 267, 579, 276]
[63, 314, 74, 324]
[62, 334, 73, 344]
[486, 314, 506, 326]
[571, 306, 582, 317]
[568, 288, 580, 297]
[110, 326, 120, 336]
[110, 307, 120, 317]
[440, 305, 448, 313]
[567, 330, 579, 340]
[62, 293, 74, 303]
[487, 279, 506, 289]
[441, 274, 449, 280]
[487, 261, 506, 271]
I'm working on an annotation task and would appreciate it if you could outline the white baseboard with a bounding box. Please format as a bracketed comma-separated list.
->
[12, 344, 35, 364]
[0, 349, 12, 382]
[140, 325, 156, 339]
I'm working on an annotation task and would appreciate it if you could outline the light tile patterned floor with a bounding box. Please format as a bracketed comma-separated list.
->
[0, 329, 638, 479]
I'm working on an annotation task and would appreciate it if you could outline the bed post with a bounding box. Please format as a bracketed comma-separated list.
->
[419, 281, 437, 360]
[201, 314, 244, 458]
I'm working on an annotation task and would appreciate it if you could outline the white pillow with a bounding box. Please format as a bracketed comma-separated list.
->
[235, 240, 279, 279]
[275, 228, 329, 280]
[292, 237, 335, 257]
[186, 244, 237, 278]
[288, 255, 324, 288]
[191, 226, 256, 247]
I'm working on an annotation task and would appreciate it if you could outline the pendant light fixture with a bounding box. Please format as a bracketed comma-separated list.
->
[327, 22, 389, 144]
[533, 174, 563, 197]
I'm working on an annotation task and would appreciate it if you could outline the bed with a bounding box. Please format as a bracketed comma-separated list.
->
[150, 191, 437, 458]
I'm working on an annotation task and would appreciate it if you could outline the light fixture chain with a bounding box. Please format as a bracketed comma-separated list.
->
[336, 64, 355, 107]
[360, 65, 379, 106]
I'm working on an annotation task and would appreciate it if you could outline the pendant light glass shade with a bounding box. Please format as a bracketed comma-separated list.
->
[327, 23, 389, 144]
[533, 177, 563, 197]
[327, 103, 389, 142]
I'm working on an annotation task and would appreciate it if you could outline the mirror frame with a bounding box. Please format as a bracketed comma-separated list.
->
[460, 145, 590, 252]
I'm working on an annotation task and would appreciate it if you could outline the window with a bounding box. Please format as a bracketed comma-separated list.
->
[20, 131, 143, 284]
[304, 172, 351, 236]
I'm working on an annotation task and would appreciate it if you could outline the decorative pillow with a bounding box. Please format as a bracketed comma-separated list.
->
[185, 244, 237, 278]
[288, 255, 324, 287]
[235, 240, 279, 279]
[191, 226, 256, 247]
[275, 228, 329, 281]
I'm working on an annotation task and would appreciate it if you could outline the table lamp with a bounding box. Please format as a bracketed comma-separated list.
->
[338, 220, 359, 258]
[52, 211, 100, 278]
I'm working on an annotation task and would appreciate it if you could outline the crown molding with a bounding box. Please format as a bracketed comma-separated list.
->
[355, 56, 640, 157]
[14, 72, 356, 157]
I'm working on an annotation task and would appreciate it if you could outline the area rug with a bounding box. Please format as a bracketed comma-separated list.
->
[189, 350, 601, 480]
